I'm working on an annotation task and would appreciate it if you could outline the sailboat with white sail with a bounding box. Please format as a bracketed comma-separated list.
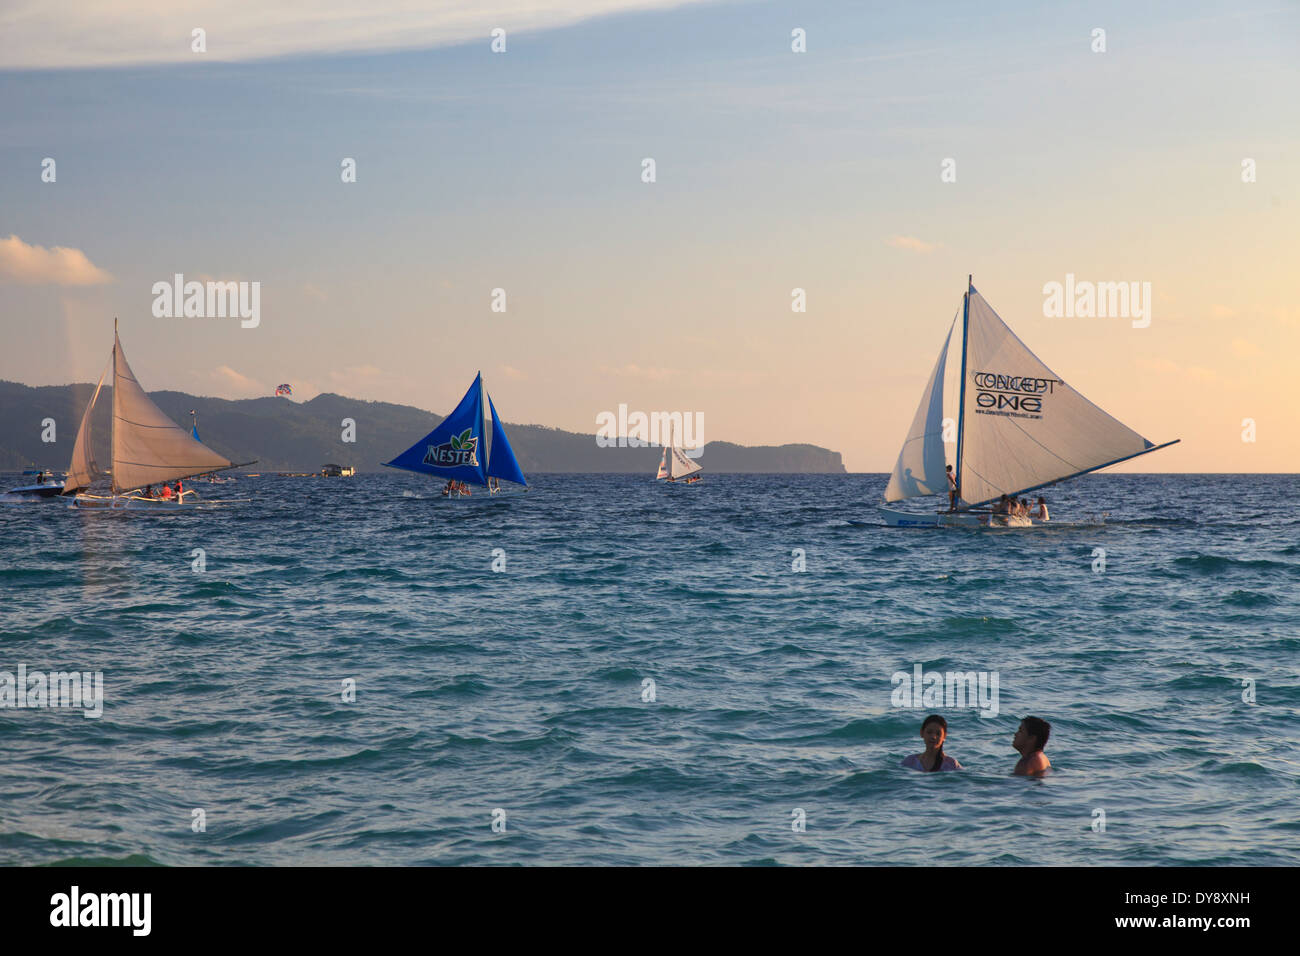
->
[656, 423, 703, 484]
[62, 321, 253, 509]
[381, 372, 527, 496]
[879, 277, 1178, 528]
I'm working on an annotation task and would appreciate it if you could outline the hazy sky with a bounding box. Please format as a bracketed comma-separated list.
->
[1, 0, 1296, 471]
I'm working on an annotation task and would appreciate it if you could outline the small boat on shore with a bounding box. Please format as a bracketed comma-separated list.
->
[879, 277, 1178, 528]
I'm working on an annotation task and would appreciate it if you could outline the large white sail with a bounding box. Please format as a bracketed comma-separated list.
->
[957, 289, 1155, 507]
[884, 316, 956, 502]
[111, 333, 232, 493]
[63, 363, 109, 494]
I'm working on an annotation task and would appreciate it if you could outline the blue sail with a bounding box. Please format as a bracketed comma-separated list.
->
[382, 373, 488, 484]
[486, 395, 527, 487]
[191, 425, 201, 442]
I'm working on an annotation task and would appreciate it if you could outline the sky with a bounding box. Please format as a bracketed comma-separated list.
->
[1, 0, 1296, 472]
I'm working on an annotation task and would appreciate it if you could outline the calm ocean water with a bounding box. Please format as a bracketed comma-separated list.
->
[1, 472, 1297, 866]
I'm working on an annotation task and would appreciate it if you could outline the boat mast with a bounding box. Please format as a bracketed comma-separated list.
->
[110, 317, 118, 495]
[954, 276, 971, 507]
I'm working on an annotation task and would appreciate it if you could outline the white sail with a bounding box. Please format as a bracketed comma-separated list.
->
[668, 445, 703, 479]
[957, 289, 1155, 507]
[111, 333, 232, 493]
[63, 362, 109, 494]
[658, 422, 702, 479]
[884, 316, 956, 502]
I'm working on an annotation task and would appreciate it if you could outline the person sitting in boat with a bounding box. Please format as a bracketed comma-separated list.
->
[1012, 716, 1051, 776]
[1031, 496, 1049, 521]
[160, 483, 175, 500]
[993, 495, 1010, 515]
[441, 480, 453, 496]
[686, 475, 701, 484]
[1019, 498, 1031, 518]
[35, 470, 45, 485]
[460, 481, 471, 496]
[901, 714, 961, 772]
[142, 484, 154, 499]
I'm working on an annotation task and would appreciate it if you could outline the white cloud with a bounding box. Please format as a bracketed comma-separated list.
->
[205, 365, 267, 399]
[0, 1, 730, 70]
[886, 235, 937, 254]
[0, 234, 113, 286]
[598, 363, 677, 381]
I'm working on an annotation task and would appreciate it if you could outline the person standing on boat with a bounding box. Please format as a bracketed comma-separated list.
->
[1031, 497, 1049, 521]
[176, 478, 185, 499]
[946, 465, 959, 511]
[901, 714, 961, 771]
[1012, 717, 1051, 776]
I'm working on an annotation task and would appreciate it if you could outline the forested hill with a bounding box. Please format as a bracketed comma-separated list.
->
[0, 381, 847, 474]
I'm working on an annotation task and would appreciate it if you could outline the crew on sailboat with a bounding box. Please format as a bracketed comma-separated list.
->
[1031, 497, 1049, 520]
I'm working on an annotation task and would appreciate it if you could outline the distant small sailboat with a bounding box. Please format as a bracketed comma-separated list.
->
[879, 277, 1178, 527]
[382, 372, 527, 496]
[63, 321, 253, 509]
[656, 423, 703, 484]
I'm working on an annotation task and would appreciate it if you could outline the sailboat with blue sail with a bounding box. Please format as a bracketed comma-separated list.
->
[382, 372, 527, 496]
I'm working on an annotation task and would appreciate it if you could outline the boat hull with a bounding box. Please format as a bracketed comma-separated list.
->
[5, 482, 65, 498]
[877, 505, 1031, 528]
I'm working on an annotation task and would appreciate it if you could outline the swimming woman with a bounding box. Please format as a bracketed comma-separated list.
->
[901, 714, 962, 771]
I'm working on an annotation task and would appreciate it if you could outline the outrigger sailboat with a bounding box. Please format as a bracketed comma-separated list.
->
[656, 422, 703, 484]
[62, 321, 253, 510]
[879, 277, 1178, 528]
[381, 372, 527, 495]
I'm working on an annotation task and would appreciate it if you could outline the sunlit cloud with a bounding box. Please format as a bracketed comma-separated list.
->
[598, 363, 677, 381]
[0, 1, 733, 70]
[887, 235, 937, 253]
[0, 235, 113, 286]
[203, 365, 267, 399]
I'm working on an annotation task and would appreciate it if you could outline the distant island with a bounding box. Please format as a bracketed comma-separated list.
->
[0, 381, 847, 474]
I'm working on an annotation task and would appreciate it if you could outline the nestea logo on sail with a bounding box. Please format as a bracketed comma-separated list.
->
[423, 429, 479, 468]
